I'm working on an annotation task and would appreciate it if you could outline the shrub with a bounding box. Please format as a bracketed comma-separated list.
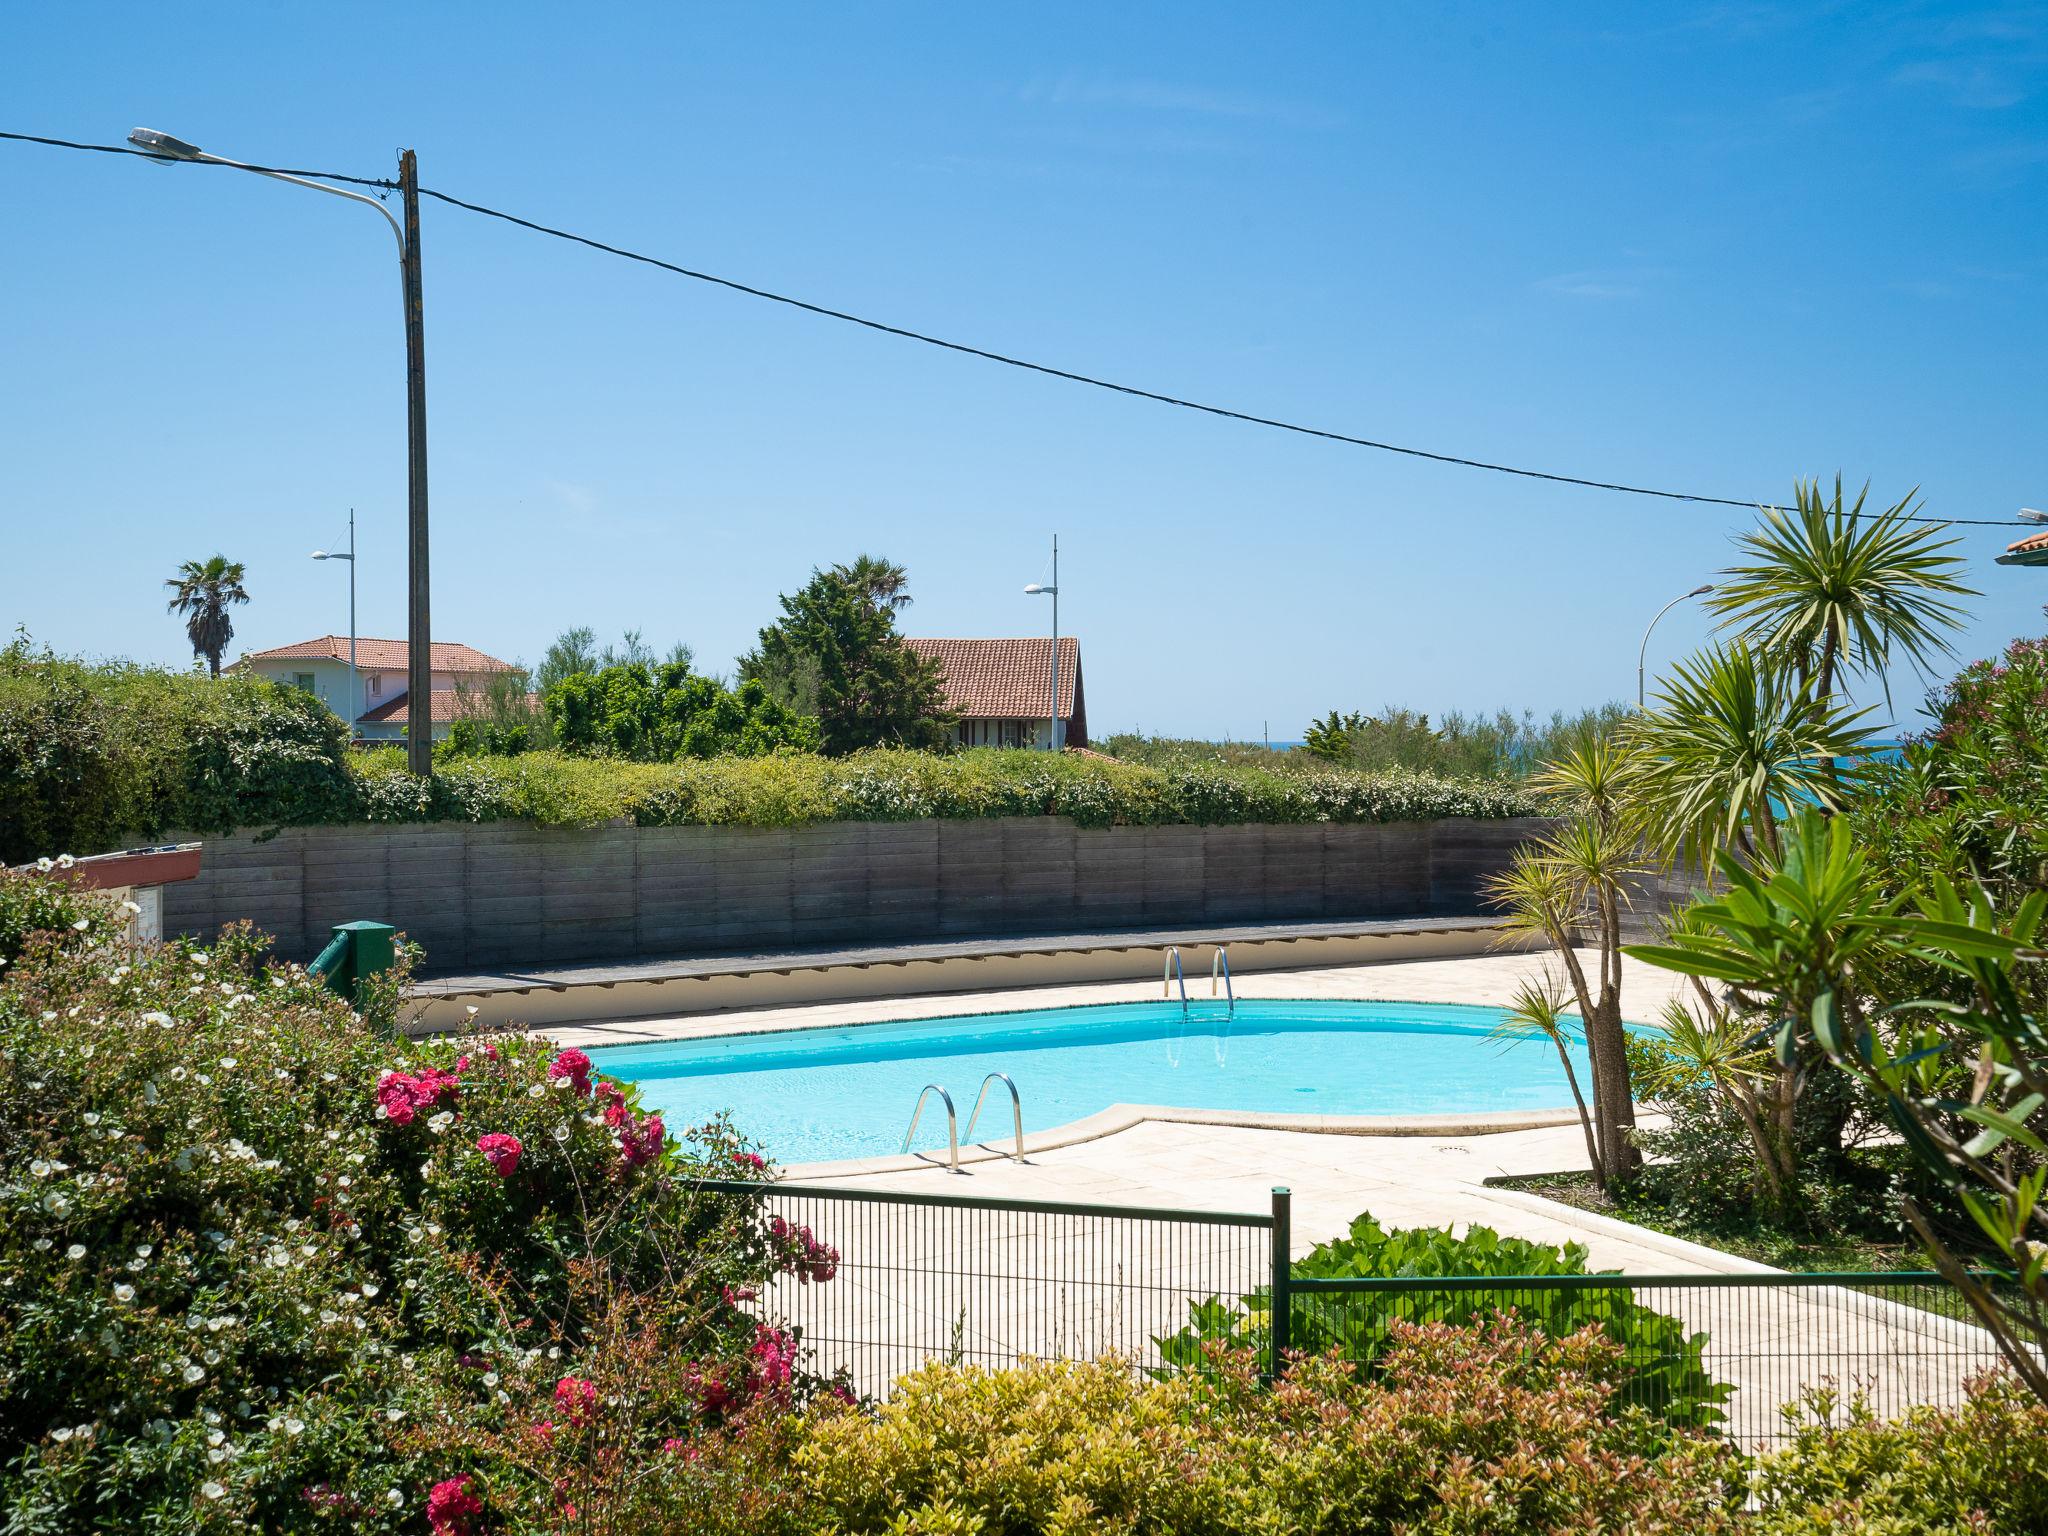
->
[1155, 1212, 1731, 1434]
[1750, 1375, 2048, 1535]
[0, 920, 828, 1533]
[542, 663, 821, 762]
[785, 1323, 1742, 1536]
[0, 865, 125, 970]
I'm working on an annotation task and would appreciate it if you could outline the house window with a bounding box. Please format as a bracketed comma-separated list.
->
[293, 673, 316, 693]
[368, 673, 382, 698]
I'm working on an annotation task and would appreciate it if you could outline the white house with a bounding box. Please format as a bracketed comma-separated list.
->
[239, 635, 520, 743]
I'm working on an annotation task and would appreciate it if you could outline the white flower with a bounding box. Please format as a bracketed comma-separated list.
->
[143, 1011, 172, 1029]
[219, 1057, 237, 1070]
[200, 1481, 225, 1500]
[56, 853, 75, 869]
[184, 1365, 205, 1384]
[482, 1371, 499, 1387]
[284, 1417, 305, 1435]
[34, 857, 53, 873]
[82, 1112, 101, 1127]
[385, 1488, 403, 1507]
[66, 1244, 85, 1261]
[29, 1159, 52, 1179]
[551, 1122, 571, 1143]
[32, 1238, 51, 1253]
[527, 1083, 545, 1098]
[71, 918, 91, 932]
[360, 1283, 380, 1299]
[427, 1111, 454, 1134]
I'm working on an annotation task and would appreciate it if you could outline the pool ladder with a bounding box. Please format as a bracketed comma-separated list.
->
[1163, 945, 1236, 1067]
[1161, 945, 1234, 1016]
[900, 1073, 1025, 1172]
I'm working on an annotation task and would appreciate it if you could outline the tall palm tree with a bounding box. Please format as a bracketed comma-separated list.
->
[1627, 643, 1874, 869]
[1486, 729, 1648, 1186]
[1709, 477, 1975, 707]
[164, 555, 250, 677]
[829, 554, 913, 615]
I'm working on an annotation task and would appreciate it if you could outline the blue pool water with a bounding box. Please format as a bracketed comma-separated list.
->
[591, 999, 1592, 1165]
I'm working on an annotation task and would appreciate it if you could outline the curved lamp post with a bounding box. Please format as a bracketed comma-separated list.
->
[128, 127, 434, 777]
[1638, 584, 1714, 709]
[312, 509, 357, 740]
[1024, 536, 1061, 751]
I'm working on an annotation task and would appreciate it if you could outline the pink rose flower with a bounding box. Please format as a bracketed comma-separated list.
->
[475, 1133, 522, 1177]
[553, 1376, 598, 1427]
[425, 1475, 482, 1536]
[547, 1048, 592, 1097]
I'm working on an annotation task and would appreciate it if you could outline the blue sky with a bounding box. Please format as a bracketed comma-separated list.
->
[5, 2, 2044, 738]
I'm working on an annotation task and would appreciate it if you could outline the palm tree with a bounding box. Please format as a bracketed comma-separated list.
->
[164, 555, 250, 677]
[1709, 478, 1975, 707]
[829, 554, 913, 615]
[1488, 970, 1605, 1187]
[1486, 728, 1648, 1186]
[1626, 643, 1874, 869]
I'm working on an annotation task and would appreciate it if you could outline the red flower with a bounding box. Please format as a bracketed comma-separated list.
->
[553, 1375, 598, 1427]
[425, 1475, 482, 1536]
[547, 1048, 593, 1097]
[475, 1133, 522, 1178]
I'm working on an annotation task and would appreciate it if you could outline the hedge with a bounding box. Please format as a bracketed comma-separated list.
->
[1, 649, 1542, 862]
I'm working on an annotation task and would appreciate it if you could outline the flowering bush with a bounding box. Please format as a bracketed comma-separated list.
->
[0, 917, 834, 1533]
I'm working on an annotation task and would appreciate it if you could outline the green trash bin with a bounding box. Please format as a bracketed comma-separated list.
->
[308, 920, 398, 1002]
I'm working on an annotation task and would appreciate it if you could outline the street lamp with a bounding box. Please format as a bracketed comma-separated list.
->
[1638, 584, 1715, 709]
[128, 126, 436, 777]
[312, 508, 357, 742]
[1023, 535, 1061, 751]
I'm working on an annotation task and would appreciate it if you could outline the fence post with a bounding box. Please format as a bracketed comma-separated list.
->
[1269, 1186, 1292, 1382]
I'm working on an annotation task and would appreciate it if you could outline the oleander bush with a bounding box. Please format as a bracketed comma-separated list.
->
[1155, 1211, 1731, 1434]
[0, 879, 831, 1534]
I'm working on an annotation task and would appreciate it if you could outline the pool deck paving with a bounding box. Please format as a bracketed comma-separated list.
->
[536, 948, 2005, 1440]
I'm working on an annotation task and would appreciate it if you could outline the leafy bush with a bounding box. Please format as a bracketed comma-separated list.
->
[0, 910, 828, 1533]
[1751, 1375, 2048, 1535]
[0, 863, 125, 970]
[785, 1324, 1742, 1536]
[1155, 1212, 1731, 1434]
[0, 641, 355, 864]
[542, 662, 821, 761]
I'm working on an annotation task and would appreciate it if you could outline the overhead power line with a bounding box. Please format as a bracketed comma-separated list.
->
[0, 129, 395, 188]
[1, 128, 2025, 527]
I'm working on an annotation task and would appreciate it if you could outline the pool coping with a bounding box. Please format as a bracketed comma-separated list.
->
[782, 1101, 1591, 1180]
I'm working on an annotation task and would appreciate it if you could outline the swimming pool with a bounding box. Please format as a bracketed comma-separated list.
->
[591, 999, 1592, 1164]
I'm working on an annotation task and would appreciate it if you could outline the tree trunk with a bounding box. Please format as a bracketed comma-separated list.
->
[1553, 1040, 1606, 1189]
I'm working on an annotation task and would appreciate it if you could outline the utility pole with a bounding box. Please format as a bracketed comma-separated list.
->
[399, 149, 434, 777]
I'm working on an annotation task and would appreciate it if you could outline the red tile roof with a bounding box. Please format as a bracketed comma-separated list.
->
[243, 636, 515, 672]
[356, 691, 539, 726]
[903, 637, 1080, 719]
[2005, 531, 2048, 556]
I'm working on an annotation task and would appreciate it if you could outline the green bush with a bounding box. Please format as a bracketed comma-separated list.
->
[1751, 1376, 2048, 1535]
[0, 863, 125, 970]
[779, 1325, 1742, 1536]
[1155, 1212, 1731, 1434]
[542, 662, 821, 761]
[0, 903, 828, 1533]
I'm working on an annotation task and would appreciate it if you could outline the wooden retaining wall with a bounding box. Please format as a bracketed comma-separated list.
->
[161, 817, 1553, 971]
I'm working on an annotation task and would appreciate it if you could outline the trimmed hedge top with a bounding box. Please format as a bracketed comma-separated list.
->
[1, 648, 1541, 861]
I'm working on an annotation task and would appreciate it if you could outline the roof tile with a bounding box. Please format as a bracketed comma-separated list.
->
[903, 637, 1079, 719]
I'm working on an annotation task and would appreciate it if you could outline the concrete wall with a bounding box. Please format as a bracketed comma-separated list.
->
[162, 816, 1554, 971]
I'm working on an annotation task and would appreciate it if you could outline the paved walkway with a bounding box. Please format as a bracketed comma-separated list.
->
[547, 950, 2005, 1442]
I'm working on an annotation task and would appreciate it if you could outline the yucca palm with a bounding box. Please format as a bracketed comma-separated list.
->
[164, 555, 250, 678]
[1627, 643, 1874, 869]
[1710, 477, 1974, 706]
[1639, 996, 1795, 1216]
[1490, 970, 1605, 1186]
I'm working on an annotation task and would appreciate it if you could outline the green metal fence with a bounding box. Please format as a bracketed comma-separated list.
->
[696, 1179, 2017, 1446]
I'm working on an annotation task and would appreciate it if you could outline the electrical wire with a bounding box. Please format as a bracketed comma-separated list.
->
[414, 186, 2021, 527]
[1, 127, 2027, 528]
[0, 129, 395, 189]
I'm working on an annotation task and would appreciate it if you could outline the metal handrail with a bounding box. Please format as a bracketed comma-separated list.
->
[900, 1083, 961, 1172]
[965, 1072, 1025, 1160]
[1162, 946, 1187, 1013]
[1210, 946, 1234, 1015]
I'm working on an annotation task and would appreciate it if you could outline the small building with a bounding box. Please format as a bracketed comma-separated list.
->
[903, 637, 1086, 750]
[238, 635, 519, 743]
